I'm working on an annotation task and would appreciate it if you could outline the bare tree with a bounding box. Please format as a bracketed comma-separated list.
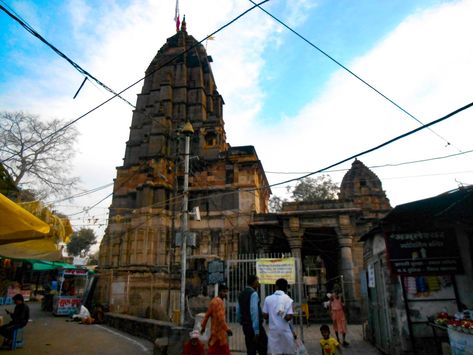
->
[0, 111, 79, 198]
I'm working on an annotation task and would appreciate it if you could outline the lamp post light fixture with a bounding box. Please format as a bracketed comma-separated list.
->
[179, 120, 194, 326]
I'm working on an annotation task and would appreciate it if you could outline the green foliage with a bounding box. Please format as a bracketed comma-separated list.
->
[87, 251, 99, 265]
[290, 175, 339, 202]
[66, 228, 97, 257]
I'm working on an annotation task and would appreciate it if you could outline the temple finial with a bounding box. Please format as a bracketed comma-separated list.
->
[181, 15, 186, 32]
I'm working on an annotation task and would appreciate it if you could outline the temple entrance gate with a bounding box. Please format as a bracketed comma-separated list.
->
[225, 254, 304, 353]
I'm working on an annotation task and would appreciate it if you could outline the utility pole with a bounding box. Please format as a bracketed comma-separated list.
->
[180, 120, 194, 326]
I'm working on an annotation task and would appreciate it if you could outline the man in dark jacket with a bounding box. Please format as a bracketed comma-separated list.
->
[237, 275, 267, 355]
[0, 294, 29, 347]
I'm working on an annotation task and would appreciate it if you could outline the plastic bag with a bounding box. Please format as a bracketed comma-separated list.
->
[193, 313, 210, 343]
[295, 338, 309, 355]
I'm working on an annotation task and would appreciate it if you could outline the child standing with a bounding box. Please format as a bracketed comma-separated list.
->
[329, 291, 349, 346]
[320, 324, 340, 355]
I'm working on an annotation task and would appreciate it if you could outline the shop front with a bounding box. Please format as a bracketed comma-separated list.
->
[362, 186, 473, 355]
[53, 268, 89, 316]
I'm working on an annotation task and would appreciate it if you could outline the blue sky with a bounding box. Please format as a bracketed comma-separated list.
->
[1, 0, 473, 241]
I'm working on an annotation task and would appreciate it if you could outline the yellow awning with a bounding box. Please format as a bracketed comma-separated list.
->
[0, 193, 50, 244]
[0, 238, 61, 260]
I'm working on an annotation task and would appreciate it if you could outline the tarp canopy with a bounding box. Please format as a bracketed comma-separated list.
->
[0, 193, 50, 244]
[27, 259, 76, 271]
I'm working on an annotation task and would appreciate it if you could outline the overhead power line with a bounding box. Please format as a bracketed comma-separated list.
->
[0, 2, 135, 108]
[268, 101, 473, 189]
[248, 0, 465, 153]
[0, 0, 270, 165]
[46, 182, 114, 204]
[265, 147, 473, 175]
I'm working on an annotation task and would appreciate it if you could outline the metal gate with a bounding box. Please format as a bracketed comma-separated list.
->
[225, 254, 304, 353]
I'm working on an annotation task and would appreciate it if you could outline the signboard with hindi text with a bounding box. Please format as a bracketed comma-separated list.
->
[256, 258, 296, 285]
[385, 229, 463, 275]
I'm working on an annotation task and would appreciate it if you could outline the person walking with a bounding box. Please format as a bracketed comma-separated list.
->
[262, 278, 295, 355]
[237, 275, 268, 355]
[329, 291, 349, 346]
[0, 294, 29, 348]
[201, 284, 233, 355]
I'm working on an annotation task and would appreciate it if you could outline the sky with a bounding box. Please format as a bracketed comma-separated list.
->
[1, 0, 473, 249]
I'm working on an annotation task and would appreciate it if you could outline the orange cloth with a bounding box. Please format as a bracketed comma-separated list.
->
[201, 296, 230, 347]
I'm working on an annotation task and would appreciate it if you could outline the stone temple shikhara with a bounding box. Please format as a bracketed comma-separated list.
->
[97, 19, 391, 321]
[97, 19, 271, 317]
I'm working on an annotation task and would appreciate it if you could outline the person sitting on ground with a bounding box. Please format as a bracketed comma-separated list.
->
[71, 305, 90, 322]
[91, 304, 105, 324]
[183, 329, 205, 355]
[320, 324, 340, 355]
[0, 294, 30, 347]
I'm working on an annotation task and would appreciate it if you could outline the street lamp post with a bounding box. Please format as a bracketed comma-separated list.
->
[180, 120, 194, 326]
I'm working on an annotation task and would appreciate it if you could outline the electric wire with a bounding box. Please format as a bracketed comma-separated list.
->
[265, 147, 473, 175]
[0, 0, 270, 165]
[46, 182, 114, 204]
[267, 100, 473, 189]
[248, 0, 465, 154]
[0, 1, 135, 108]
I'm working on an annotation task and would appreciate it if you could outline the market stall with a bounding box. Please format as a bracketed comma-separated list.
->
[53, 268, 89, 316]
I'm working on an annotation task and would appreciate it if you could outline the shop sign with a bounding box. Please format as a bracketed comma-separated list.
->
[385, 229, 463, 275]
[207, 260, 224, 285]
[63, 269, 88, 276]
[256, 258, 296, 285]
[55, 297, 81, 315]
[368, 264, 375, 288]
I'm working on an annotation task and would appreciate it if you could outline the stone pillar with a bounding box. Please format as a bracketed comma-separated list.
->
[336, 228, 361, 322]
[338, 235, 355, 300]
[283, 217, 304, 258]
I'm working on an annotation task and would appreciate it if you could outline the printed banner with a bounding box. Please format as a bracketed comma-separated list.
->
[256, 258, 296, 285]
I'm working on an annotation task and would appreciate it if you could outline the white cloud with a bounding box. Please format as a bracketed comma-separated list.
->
[231, 0, 473, 207]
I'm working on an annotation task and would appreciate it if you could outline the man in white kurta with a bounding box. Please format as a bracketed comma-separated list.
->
[262, 278, 295, 355]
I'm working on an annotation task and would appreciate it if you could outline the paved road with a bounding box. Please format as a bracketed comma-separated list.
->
[0, 302, 153, 355]
[228, 321, 381, 354]
[1, 301, 381, 354]
[302, 323, 382, 354]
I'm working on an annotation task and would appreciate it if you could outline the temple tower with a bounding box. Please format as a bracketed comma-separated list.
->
[97, 22, 270, 318]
